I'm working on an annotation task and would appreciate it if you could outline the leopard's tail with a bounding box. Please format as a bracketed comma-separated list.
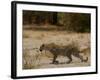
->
[80, 48, 89, 62]
[83, 57, 88, 62]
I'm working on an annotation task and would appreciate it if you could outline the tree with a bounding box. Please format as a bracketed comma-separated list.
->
[63, 13, 90, 32]
[52, 12, 58, 25]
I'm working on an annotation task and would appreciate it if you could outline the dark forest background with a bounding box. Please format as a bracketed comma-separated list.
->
[23, 10, 91, 32]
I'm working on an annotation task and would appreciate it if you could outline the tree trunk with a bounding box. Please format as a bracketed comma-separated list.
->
[52, 12, 57, 25]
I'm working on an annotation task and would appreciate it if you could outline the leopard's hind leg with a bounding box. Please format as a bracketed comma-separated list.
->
[73, 53, 88, 62]
[66, 54, 72, 64]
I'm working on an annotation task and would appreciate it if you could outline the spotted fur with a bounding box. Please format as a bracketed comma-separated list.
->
[39, 43, 88, 64]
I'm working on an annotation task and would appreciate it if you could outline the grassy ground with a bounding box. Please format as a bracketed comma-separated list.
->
[22, 29, 90, 69]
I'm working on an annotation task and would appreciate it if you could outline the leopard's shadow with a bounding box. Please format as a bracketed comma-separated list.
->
[49, 61, 66, 65]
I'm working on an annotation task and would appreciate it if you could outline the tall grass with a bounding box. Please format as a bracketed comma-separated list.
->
[23, 49, 41, 69]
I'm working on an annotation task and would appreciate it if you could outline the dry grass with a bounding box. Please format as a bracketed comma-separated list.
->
[23, 49, 41, 69]
[23, 29, 90, 69]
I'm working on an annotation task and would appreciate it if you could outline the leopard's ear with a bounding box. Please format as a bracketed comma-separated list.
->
[42, 44, 45, 47]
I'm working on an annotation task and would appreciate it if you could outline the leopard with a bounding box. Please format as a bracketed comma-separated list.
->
[39, 43, 88, 64]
